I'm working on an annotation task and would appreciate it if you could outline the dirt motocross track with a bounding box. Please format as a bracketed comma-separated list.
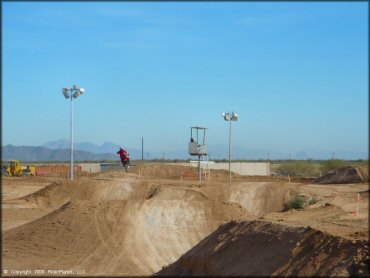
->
[2, 164, 369, 276]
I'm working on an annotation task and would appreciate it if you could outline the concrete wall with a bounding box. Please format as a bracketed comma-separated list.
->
[208, 162, 271, 176]
[77, 162, 271, 176]
[174, 162, 271, 176]
[100, 163, 122, 172]
[78, 163, 101, 173]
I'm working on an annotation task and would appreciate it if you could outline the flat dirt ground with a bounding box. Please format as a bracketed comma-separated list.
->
[1, 164, 369, 276]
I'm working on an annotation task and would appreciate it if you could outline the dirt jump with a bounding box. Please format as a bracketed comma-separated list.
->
[314, 166, 369, 184]
[2, 164, 369, 276]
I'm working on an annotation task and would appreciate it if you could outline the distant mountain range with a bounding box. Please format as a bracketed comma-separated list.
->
[43, 139, 123, 154]
[2, 145, 119, 162]
[43, 139, 143, 159]
[1, 139, 368, 161]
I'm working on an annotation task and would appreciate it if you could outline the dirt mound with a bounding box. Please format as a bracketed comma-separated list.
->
[156, 220, 369, 277]
[22, 181, 65, 199]
[2, 177, 250, 276]
[313, 166, 368, 184]
[20, 181, 73, 208]
[19, 176, 140, 208]
[2, 199, 101, 272]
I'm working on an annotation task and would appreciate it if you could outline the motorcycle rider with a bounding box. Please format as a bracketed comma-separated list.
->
[117, 146, 130, 172]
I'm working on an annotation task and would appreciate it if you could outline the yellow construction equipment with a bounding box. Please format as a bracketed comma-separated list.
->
[1, 160, 36, 177]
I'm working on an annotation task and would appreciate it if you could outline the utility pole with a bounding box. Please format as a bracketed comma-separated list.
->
[163, 152, 165, 165]
[267, 152, 270, 161]
[332, 152, 335, 160]
[142, 137, 144, 161]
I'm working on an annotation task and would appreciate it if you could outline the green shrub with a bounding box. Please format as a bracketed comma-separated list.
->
[285, 195, 306, 210]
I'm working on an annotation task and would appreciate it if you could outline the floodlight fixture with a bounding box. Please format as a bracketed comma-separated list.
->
[73, 87, 85, 98]
[62, 88, 70, 99]
[73, 91, 81, 98]
[231, 112, 238, 121]
[222, 112, 230, 121]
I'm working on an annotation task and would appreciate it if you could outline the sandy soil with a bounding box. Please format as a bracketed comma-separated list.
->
[157, 221, 369, 277]
[262, 182, 369, 240]
[1, 164, 369, 276]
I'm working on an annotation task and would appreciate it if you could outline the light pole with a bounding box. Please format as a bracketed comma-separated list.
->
[222, 111, 238, 182]
[62, 85, 86, 180]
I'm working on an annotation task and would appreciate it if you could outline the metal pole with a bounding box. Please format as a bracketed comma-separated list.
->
[198, 155, 201, 182]
[142, 137, 144, 161]
[70, 95, 74, 180]
[229, 120, 232, 182]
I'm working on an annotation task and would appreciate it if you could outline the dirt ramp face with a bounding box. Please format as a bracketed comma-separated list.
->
[207, 182, 295, 217]
[115, 186, 249, 275]
[156, 220, 369, 277]
[314, 166, 369, 184]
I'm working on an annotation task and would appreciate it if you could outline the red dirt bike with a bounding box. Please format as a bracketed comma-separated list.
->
[121, 156, 130, 173]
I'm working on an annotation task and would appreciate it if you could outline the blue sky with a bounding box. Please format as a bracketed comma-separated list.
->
[2, 1, 368, 157]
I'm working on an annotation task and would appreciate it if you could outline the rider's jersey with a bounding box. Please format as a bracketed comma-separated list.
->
[117, 149, 129, 161]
